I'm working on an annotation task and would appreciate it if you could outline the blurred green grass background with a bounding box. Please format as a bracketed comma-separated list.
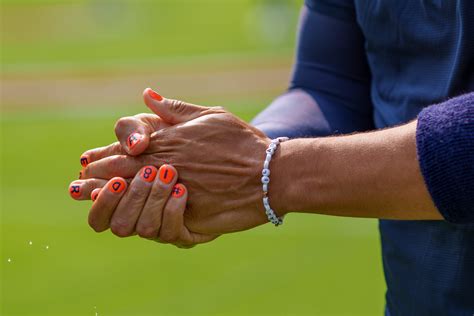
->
[1, 1, 385, 315]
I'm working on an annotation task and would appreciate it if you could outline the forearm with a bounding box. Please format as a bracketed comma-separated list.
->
[272, 120, 441, 220]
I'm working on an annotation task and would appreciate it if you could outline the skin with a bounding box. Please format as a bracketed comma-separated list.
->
[72, 88, 441, 248]
[75, 164, 215, 248]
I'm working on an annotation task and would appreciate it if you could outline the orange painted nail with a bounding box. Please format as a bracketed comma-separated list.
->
[172, 183, 185, 198]
[158, 164, 175, 184]
[108, 177, 127, 194]
[147, 88, 163, 101]
[91, 188, 101, 201]
[141, 166, 157, 182]
[69, 183, 81, 199]
[127, 132, 143, 149]
[80, 155, 90, 167]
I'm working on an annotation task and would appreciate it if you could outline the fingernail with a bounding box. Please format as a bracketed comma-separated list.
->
[172, 183, 185, 198]
[127, 132, 143, 150]
[91, 188, 101, 201]
[158, 164, 175, 184]
[141, 166, 157, 182]
[69, 182, 82, 199]
[80, 155, 90, 167]
[147, 88, 163, 101]
[108, 177, 127, 194]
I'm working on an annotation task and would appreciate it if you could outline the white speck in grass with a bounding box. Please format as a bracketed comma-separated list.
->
[7, 258, 12, 263]
[28, 241, 33, 246]
[45, 245, 49, 250]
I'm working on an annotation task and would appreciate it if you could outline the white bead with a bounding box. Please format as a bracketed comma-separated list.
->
[261, 137, 288, 227]
[264, 160, 269, 169]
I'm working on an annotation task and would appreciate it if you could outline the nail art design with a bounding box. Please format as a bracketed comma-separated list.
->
[141, 166, 157, 182]
[172, 184, 185, 198]
[159, 164, 174, 184]
[108, 178, 127, 194]
[80, 155, 89, 167]
[91, 189, 100, 201]
[69, 184, 81, 198]
[147, 88, 163, 101]
[127, 132, 143, 149]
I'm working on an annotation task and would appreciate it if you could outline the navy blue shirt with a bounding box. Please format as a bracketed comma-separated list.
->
[252, 1, 474, 314]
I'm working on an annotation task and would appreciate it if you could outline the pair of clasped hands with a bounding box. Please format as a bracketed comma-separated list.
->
[69, 88, 275, 248]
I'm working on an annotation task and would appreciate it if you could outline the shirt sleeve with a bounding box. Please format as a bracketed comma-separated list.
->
[305, 0, 356, 21]
[252, 1, 374, 138]
[416, 92, 474, 223]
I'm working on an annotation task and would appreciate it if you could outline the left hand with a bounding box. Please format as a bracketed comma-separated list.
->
[86, 164, 217, 248]
[81, 89, 276, 235]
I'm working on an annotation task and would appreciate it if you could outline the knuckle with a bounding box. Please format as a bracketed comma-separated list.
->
[136, 225, 158, 239]
[88, 217, 106, 233]
[159, 231, 179, 244]
[170, 99, 187, 115]
[114, 117, 134, 134]
[110, 218, 132, 237]
[128, 185, 148, 199]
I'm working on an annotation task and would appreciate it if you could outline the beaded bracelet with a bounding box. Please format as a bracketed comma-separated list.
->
[261, 137, 289, 226]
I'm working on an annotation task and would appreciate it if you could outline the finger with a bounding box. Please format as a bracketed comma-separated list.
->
[158, 183, 217, 247]
[143, 88, 218, 124]
[69, 179, 108, 200]
[82, 154, 156, 180]
[91, 188, 101, 202]
[115, 113, 171, 156]
[136, 164, 178, 239]
[109, 166, 158, 238]
[88, 177, 128, 232]
[80, 142, 125, 168]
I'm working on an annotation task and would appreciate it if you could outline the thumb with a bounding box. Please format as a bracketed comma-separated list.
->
[143, 88, 211, 124]
[115, 113, 171, 156]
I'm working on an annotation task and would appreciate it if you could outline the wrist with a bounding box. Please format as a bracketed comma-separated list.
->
[269, 138, 324, 216]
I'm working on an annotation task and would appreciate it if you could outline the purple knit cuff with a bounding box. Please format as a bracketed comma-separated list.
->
[416, 92, 474, 224]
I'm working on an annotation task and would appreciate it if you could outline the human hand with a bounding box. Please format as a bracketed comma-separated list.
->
[81, 88, 279, 236]
[70, 164, 217, 247]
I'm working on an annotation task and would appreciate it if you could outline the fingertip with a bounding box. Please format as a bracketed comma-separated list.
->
[143, 88, 167, 118]
[107, 177, 127, 194]
[80, 154, 90, 167]
[69, 181, 82, 200]
[171, 183, 187, 199]
[158, 164, 177, 185]
[126, 132, 149, 156]
[139, 165, 158, 182]
[144, 87, 163, 102]
[91, 188, 101, 202]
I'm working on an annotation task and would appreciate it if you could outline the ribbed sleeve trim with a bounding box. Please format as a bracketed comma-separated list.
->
[416, 92, 474, 223]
